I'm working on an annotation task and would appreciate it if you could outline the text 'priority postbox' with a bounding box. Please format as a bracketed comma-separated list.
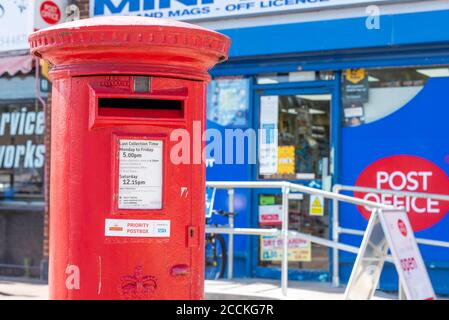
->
[29, 16, 229, 300]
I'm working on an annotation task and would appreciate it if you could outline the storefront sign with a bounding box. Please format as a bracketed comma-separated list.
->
[0, 102, 45, 197]
[345, 209, 435, 300]
[0, 0, 34, 52]
[355, 155, 449, 232]
[34, 0, 69, 30]
[0, 106, 45, 169]
[341, 75, 449, 293]
[259, 95, 278, 175]
[260, 234, 311, 262]
[90, 0, 396, 21]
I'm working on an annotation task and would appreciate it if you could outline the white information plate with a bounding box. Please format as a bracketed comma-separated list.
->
[379, 210, 436, 300]
[105, 219, 170, 238]
[118, 139, 162, 210]
[259, 95, 279, 175]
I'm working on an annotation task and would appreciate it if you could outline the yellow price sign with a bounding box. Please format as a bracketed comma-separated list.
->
[277, 146, 295, 174]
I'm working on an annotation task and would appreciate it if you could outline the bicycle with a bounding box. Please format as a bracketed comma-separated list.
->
[205, 209, 235, 280]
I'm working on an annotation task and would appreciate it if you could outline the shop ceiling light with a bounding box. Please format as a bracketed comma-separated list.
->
[416, 68, 449, 78]
[309, 108, 326, 115]
[296, 94, 331, 101]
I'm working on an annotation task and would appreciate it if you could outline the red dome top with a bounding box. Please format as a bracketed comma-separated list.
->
[29, 16, 230, 80]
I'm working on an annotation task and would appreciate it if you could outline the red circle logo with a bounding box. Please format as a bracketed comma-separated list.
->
[355, 155, 449, 232]
[40, 1, 61, 25]
[397, 219, 407, 236]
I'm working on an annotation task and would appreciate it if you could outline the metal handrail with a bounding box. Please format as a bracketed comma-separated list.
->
[208, 181, 395, 210]
[205, 180, 449, 297]
[205, 180, 396, 297]
[332, 184, 449, 288]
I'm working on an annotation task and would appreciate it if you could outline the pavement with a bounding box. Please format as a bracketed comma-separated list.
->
[0, 276, 399, 300]
[204, 279, 397, 300]
[0, 277, 47, 300]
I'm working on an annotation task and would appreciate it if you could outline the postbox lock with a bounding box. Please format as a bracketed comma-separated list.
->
[133, 76, 150, 93]
[187, 225, 199, 247]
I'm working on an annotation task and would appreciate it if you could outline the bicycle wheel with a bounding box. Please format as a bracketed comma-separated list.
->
[205, 234, 227, 280]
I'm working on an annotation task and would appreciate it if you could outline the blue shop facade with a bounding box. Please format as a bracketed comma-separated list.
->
[91, 0, 449, 294]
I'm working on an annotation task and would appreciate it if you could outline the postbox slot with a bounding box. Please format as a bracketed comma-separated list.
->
[98, 98, 184, 119]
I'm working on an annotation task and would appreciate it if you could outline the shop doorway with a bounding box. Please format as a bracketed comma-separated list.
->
[252, 85, 335, 281]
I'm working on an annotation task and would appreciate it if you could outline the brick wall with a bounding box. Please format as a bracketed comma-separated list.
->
[72, 0, 90, 18]
[0, 211, 44, 277]
[0, 215, 6, 262]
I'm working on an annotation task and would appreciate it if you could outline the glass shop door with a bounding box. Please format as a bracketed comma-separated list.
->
[253, 87, 333, 280]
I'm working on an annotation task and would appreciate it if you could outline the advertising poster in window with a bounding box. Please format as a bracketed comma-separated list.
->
[260, 234, 311, 262]
[342, 69, 368, 127]
[259, 95, 279, 175]
[207, 78, 250, 127]
[277, 145, 295, 174]
[259, 204, 282, 226]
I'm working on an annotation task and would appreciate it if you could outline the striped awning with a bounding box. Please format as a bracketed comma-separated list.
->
[0, 55, 33, 77]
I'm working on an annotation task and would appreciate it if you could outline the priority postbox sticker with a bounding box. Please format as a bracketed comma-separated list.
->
[118, 139, 163, 210]
[105, 219, 170, 237]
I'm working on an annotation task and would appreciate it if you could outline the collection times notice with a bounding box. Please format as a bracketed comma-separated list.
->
[118, 139, 163, 210]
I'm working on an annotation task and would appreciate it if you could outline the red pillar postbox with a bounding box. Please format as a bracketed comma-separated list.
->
[28, 16, 229, 300]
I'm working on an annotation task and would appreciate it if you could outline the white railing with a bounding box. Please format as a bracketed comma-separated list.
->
[205, 181, 395, 297]
[205, 181, 449, 297]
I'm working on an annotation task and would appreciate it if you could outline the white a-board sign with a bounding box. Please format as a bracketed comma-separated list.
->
[344, 209, 436, 300]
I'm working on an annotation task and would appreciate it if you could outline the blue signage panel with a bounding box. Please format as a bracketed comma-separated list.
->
[90, 0, 394, 21]
[339, 77, 449, 293]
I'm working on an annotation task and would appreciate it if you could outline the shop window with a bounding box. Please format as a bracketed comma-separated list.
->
[256, 71, 335, 84]
[0, 101, 44, 200]
[257, 94, 331, 272]
[258, 94, 331, 181]
[257, 193, 329, 271]
[342, 66, 449, 127]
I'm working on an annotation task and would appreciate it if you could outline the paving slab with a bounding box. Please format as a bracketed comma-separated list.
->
[0, 277, 48, 300]
[0, 276, 401, 300]
[204, 279, 397, 300]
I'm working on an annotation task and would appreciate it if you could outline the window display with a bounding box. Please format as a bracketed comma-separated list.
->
[0, 100, 44, 199]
